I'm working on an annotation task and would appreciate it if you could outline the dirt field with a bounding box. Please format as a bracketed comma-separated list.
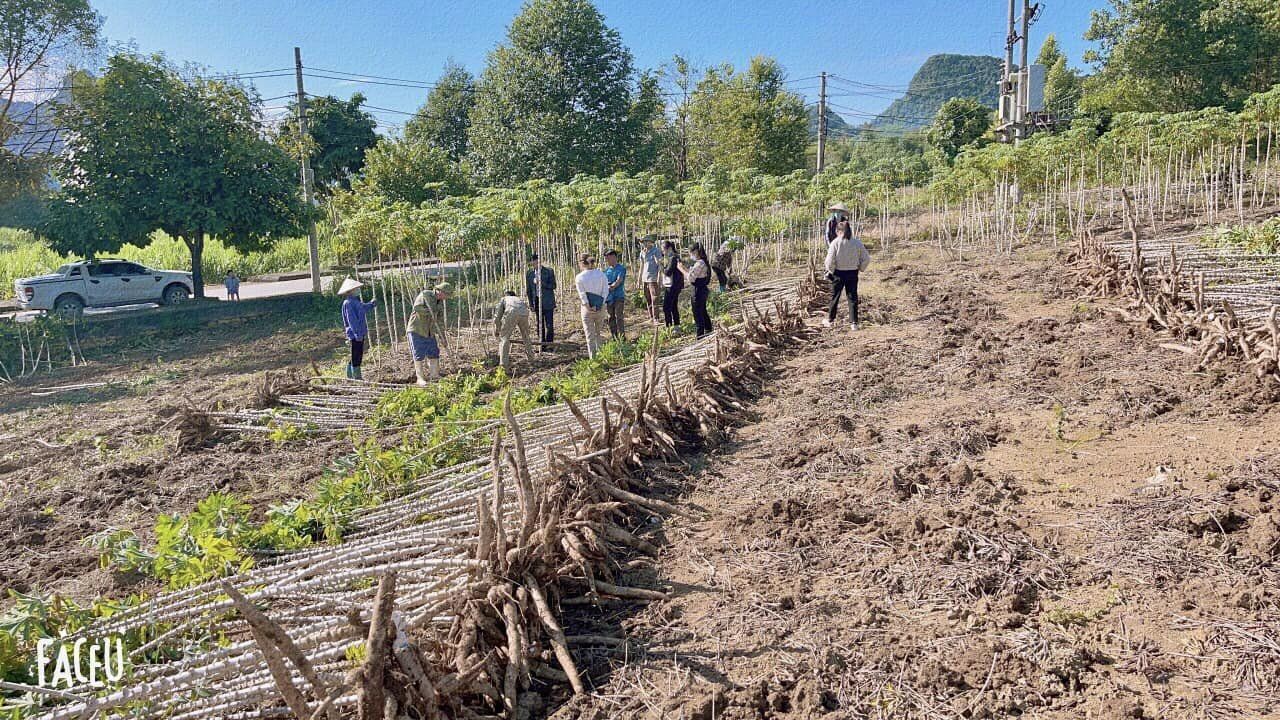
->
[552, 247, 1280, 719]
[0, 291, 696, 601]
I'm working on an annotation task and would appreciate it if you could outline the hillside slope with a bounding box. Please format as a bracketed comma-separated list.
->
[871, 53, 1001, 130]
[807, 105, 852, 138]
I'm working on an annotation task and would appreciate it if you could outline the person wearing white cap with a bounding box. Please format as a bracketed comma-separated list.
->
[826, 202, 851, 244]
[339, 278, 376, 380]
[407, 282, 453, 385]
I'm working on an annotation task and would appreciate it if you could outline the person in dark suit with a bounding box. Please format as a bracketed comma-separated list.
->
[525, 254, 557, 346]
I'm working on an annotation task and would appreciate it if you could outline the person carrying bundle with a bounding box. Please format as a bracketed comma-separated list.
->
[493, 290, 534, 373]
[408, 282, 452, 385]
[824, 219, 871, 332]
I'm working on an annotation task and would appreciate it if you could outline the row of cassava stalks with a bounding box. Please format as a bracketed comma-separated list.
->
[210, 275, 811, 436]
[25, 271, 821, 720]
[1069, 208, 1280, 383]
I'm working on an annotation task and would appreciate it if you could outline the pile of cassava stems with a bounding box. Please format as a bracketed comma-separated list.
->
[1071, 195, 1280, 383]
[32, 273, 823, 720]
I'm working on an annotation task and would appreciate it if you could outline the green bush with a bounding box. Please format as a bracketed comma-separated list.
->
[1203, 217, 1280, 255]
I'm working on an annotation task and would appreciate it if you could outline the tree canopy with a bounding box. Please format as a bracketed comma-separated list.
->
[404, 61, 475, 162]
[1036, 35, 1083, 120]
[44, 53, 307, 296]
[1082, 0, 1280, 113]
[466, 0, 642, 183]
[358, 137, 472, 205]
[275, 93, 378, 194]
[0, 0, 102, 202]
[926, 97, 993, 161]
[685, 56, 808, 176]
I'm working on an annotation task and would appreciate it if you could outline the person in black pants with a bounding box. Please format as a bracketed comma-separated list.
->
[525, 254, 557, 346]
[681, 244, 713, 337]
[660, 240, 684, 328]
[824, 219, 871, 331]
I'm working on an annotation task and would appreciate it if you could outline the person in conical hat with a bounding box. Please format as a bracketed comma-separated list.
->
[339, 278, 376, 380]
[826, 202, 851, 243]
[406, 281, 454, 385]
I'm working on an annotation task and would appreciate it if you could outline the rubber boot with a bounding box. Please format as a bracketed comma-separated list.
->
[345, 364, 355, 379]
[414, 360, 429, 386]
[427, 358, 440, 380]
[352, 365, 362, 380]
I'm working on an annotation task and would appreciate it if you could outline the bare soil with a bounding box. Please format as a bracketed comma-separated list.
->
[552, 246, 1280, 719]
[0, 294, 594, 601]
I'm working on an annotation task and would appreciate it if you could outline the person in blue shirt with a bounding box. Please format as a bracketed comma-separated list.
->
[338, 277, 376, 380]
[603, 248, 627, 340]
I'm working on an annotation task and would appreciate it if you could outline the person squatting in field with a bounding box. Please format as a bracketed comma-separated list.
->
[407, 282, 452, 385]
[493, 290, 534, 373]
[526, 254, 557, 347]
[638, 235, 663, 323]
[824, 218, 871, 332]
[339, 277, 376, 379]
[603, 248, 627, 340]
[575, 253, 610, 358]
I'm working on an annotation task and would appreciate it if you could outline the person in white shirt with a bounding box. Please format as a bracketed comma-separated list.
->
[824, 219, 872, 331]
[677, 244, 714, 338]
[574, 253, 610, 358]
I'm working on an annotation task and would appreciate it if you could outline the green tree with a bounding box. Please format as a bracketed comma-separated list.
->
[44, 54, 307, 297]
[686, 56, 808, 175]
[1082, 0, 1280, 113]
[276, 93, 377, 194]
[404, 61, 475, 161]
[359, 137, 471, 205]
[926, 97, 993, 160]
[1035, 34, 1082, 119]
[0, 0, 102, 201]
[467, 0, 639, 183]
[655, 55, 698, 180]
[624, 71, 665, 174]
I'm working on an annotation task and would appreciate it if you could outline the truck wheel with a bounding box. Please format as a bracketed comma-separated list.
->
[53, 294, 85, 318]
[161, 284, 190, 306]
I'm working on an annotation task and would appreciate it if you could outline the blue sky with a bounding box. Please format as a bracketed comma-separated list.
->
[92, 0, 1105, 131]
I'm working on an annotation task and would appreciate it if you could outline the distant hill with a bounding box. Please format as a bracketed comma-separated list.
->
[869, 54, 1002, 130]
[807, 106, 852, 138]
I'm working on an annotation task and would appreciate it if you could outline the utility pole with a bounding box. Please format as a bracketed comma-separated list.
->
[816, 71, 827, 173]
[294, 47, 321, 295]
[1018, 0, 1032, 141]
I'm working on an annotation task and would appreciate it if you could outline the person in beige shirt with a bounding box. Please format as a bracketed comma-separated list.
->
[824, 220, 871, 331]
[407, 282, 452, 384]
[493, 290, 534, 373]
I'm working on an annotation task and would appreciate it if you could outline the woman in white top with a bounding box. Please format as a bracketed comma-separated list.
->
[678, 244, 713, 338]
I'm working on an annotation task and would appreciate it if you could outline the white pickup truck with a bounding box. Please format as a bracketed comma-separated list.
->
[14, 259, 194, 316]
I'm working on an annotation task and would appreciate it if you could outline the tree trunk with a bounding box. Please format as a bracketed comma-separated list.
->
[184, 230, 206, 299]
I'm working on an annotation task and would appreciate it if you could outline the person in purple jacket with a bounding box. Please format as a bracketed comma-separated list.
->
[339, 278, 376, 379]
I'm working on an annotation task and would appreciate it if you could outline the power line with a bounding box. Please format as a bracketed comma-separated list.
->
[303, 72, 437, 89]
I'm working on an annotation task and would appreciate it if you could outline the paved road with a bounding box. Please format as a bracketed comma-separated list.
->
[4, 262, 468, 322]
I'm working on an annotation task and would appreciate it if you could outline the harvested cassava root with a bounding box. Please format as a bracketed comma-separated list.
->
[1071, 224, 1280, 384]
[229, 276, 821, 719]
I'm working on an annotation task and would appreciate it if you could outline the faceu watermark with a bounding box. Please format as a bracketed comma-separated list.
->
[35, 636, 127, 689]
